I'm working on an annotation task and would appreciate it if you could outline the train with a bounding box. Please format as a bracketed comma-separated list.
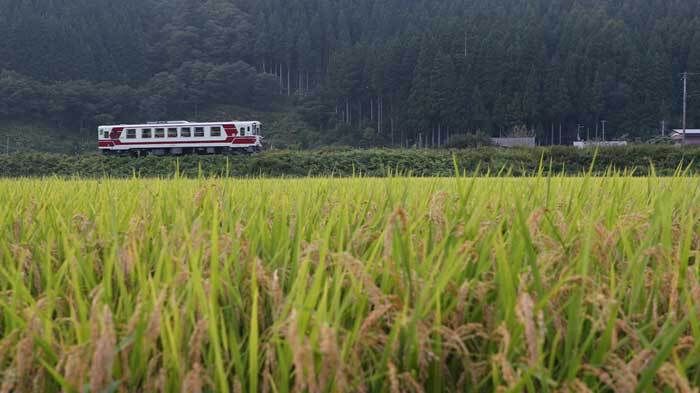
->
[98, 120, 263, 156]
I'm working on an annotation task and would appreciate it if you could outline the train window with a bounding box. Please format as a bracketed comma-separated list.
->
[126, 129, 136, 139]
[195, 127, 205, 137]
[155, 128, 165, 138]
[103, 131, 110, 139]
[180, 127, 191, 137]
[211, 127, 222, 137]
[168, 128, 178, 137]
[142, 128, 151, 138]
[239, 127, 246, 136]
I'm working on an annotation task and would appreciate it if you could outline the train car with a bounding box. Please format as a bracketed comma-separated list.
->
[98, 120, 263, 156]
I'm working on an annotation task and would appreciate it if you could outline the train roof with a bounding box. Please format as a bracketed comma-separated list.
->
[99, 120, 260, 128]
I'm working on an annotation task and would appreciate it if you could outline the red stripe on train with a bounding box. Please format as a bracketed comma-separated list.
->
[102, 137, 257, 147]
[223, 125, 238, 137]
[109, 127, 123, 140]
[109, 139, 234, 146]
[232, 138, 257, 144]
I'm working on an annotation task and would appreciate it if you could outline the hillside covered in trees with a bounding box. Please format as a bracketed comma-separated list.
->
[1, 0, 699, 148]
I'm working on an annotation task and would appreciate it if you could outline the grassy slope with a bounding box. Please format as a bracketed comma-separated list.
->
[1, 146, 700, 178]
[0, 121, 94, 154]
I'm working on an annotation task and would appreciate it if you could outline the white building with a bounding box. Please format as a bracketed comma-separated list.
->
[671, 129, 700, 145]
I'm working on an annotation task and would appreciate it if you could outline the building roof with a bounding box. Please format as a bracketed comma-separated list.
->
[672, 129, 700, 135]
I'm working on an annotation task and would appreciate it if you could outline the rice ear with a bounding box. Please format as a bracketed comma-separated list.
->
[89, 305, 116, 393]
[146, 291, 166, 343]
[657, 363, 698, 393]
[63, 347, 88, 392]
[15, 335, 34, 389]
[0, 368, 17, 393]
[515, 291, 540, 367]
[181, 363, 204, 393]
[188, 317, 208, 364]
[387, 362, 400, 393]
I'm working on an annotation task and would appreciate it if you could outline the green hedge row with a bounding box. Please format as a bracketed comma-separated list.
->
[1, 146, 699, 178]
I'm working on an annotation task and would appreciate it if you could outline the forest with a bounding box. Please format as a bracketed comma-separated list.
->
[1, 0, 699, 147]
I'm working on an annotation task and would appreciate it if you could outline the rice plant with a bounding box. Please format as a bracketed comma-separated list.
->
[0, 174, 699, 392]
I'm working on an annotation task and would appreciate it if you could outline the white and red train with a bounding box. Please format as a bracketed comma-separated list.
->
[98, 121, 263, 155]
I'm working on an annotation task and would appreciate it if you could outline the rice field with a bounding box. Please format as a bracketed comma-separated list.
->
[1, 175, 699, 392]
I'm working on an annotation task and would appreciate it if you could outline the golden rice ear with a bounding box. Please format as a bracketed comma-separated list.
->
[387, 361, 400, 393]
[492, 353, 518, 388]
[145, 291, 166, 343]
[188, 317, 209, 365]
[561, 379, 594, 393]
[233, 379, 243, 393]
[359, 303, 394, 338]
[515, 291, 539, 367]
[14, 335, 34, 390]
[89, 306, 116, 393]
[627, 349, 654, 375]
[657, 363, 698, 393]
[89, 286, 105, 342]
[63, 347, 88, 392]
[286, 311, 305, 393]
[181, 363, 204, 393]
[0, 368, 17, 393]
[318, 326, 345, 392]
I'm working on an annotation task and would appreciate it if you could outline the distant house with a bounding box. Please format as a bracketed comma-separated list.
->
[491, 137, 536, 147]
[671, 129, 700, 145]
[573, 141, 628, 148]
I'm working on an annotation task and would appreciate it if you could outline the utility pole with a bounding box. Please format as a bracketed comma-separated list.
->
[559, 123, 562, 145]
[661, 120, 665, 137]
[577, 124, 584, 141]
[601, 120, 607, 141]
[551, 123, 555, 146]
[682, 72, 688, 145]
[595, 121, 599, 140]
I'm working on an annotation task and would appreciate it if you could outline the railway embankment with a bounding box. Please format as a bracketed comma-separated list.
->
[1, 146, 699, 178]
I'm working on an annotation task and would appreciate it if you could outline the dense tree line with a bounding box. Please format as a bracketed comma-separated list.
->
[253, 0, 700, 145]
[1, 0, 699, 146]
[0, 0, 276, 130]
[0, 63, 277, 130]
